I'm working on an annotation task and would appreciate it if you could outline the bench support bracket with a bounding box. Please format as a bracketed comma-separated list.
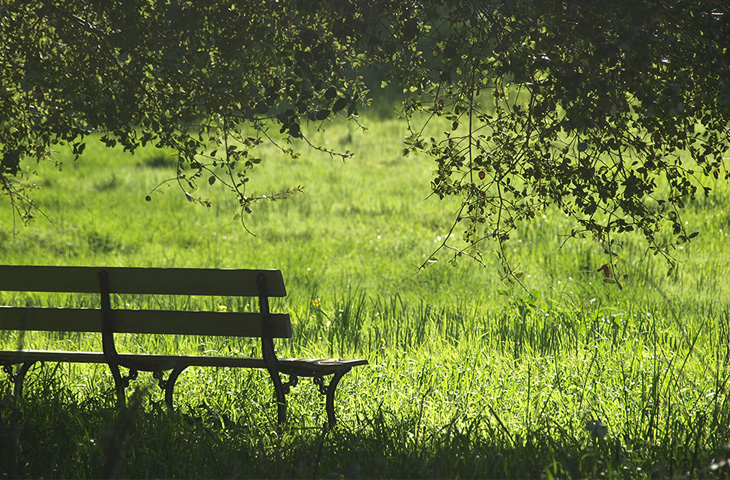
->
[314, 368, 352, 428]
[282, 374, 298, 394]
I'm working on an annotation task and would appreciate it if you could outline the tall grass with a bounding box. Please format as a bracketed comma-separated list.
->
[1, 112, 729, 478]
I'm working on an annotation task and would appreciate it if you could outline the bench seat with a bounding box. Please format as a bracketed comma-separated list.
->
[1, 350, 367, 375]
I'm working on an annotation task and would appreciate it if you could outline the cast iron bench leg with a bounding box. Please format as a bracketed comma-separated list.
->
[274, 376, 288, 426]
[314, 367, 351, 428]
[152, 365, 187, 411]
[14, 362, 35, 399]
[2, 361, 36, 399]
[326, 368, 351, 428]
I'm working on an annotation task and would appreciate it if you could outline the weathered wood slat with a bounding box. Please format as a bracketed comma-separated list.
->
[0, 265, 287, 297]
[0, 350, 266, 369]
[0, 306, 292, 338]
[278, 358, 370, 376]
[0, 350, 108, 364]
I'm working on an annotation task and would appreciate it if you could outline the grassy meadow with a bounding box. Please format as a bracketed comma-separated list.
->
[1, 111, 729, 478]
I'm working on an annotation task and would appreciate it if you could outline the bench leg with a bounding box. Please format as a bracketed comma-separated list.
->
[153, 366, 186, 410]
[314, 367, 351, 428]
[273, 375, 288, 426]
[109, 367, 139, 408]
[14, 362, 35, 399]
[2, 361, 36, 399]
[107, 362, 126, 407]
[260, 366, 288, 426]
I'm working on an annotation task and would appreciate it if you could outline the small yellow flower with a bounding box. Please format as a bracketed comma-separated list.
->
[217, 305, 228, 311]
[311, 298, 321, 308]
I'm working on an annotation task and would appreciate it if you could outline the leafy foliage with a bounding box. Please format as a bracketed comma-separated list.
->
[1, 0, 368, 220]
[394, 1, 730, 283]
[1, 0, 728, 278]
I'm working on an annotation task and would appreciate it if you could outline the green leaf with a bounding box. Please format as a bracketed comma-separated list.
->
[332, 97, 347, 113]
[289, 123, 301, 138]
[1, 150, 20, 175]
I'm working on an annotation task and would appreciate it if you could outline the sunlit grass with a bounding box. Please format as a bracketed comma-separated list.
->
[1, 111, 729, 478]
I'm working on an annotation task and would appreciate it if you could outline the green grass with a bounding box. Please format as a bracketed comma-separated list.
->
[1, 112, 730, 478]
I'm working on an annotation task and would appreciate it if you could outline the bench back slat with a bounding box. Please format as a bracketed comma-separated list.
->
[0, 306, 292, 338]
[0, 265, 287, 297]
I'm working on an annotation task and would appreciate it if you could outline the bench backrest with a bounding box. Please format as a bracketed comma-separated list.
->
[0, 265, 292, 339]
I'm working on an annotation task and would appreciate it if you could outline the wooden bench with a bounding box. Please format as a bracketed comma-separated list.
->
[0, 265, 367, 427]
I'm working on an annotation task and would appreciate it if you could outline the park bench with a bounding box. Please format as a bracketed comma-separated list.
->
[0, 265, 367, 427]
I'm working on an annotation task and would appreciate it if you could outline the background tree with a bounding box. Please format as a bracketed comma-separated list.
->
[1, 0, 728, 283]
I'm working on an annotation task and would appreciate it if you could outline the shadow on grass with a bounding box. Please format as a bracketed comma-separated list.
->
[2, 376, 729, 480]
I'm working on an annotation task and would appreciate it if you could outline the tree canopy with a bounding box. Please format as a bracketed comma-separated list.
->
[2, 0, 729, 284]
